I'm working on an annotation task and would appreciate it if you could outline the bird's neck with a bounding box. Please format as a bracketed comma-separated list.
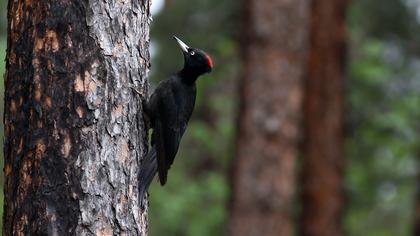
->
[178, 67, 199, 85]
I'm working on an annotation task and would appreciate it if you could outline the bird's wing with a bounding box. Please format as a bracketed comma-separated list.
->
[154, 86, 182, 185]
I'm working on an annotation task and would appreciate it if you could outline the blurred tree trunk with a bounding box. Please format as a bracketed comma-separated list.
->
[300, 0, 347, 236]
[3, 0, 151, 235]
[229, 0, 310, 235]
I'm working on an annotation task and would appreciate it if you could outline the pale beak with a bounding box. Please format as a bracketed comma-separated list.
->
[173, 36, 190, 53]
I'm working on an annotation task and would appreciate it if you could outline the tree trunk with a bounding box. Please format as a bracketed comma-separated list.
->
[3, 0, 151, 235]
[229, 0, 310, 235]
[300, 0, 347, 236]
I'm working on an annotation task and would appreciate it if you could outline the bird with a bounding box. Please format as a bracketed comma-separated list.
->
[138, 36, 213, 208]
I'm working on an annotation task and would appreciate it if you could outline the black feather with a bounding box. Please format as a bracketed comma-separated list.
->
[138, 147, 158, 209]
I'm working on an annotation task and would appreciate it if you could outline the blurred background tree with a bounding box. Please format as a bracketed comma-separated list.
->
[229, 0, 309, 235]
[301, 0, 346, 235]
[1, 0, 420, 235]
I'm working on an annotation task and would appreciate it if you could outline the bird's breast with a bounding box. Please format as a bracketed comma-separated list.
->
[174, 86, 196, 125]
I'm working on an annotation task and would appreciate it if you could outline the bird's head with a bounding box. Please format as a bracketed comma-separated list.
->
[174, 36, 213, 77]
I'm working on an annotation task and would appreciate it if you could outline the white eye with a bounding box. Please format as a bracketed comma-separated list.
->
[190, 51, 195, 56]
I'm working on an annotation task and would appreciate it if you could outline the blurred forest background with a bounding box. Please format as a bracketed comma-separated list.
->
[1, 0, 420, 235]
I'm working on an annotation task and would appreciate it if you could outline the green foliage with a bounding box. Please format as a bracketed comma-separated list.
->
[349, 0, 413, 39]
[0, 1, 6, 35]
[149, 171, 228, 236]
[346, 1, 420, 235]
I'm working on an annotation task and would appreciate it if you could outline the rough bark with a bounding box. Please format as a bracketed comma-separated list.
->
[3, 0, 151, 235]
[229, 0, 310, 235]
[300, 0, 347, 236]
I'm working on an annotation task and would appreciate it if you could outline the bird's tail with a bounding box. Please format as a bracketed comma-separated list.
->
[138, 147, 158, 209]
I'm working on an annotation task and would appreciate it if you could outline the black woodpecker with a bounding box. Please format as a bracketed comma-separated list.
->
[138, 36, 213, 207]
